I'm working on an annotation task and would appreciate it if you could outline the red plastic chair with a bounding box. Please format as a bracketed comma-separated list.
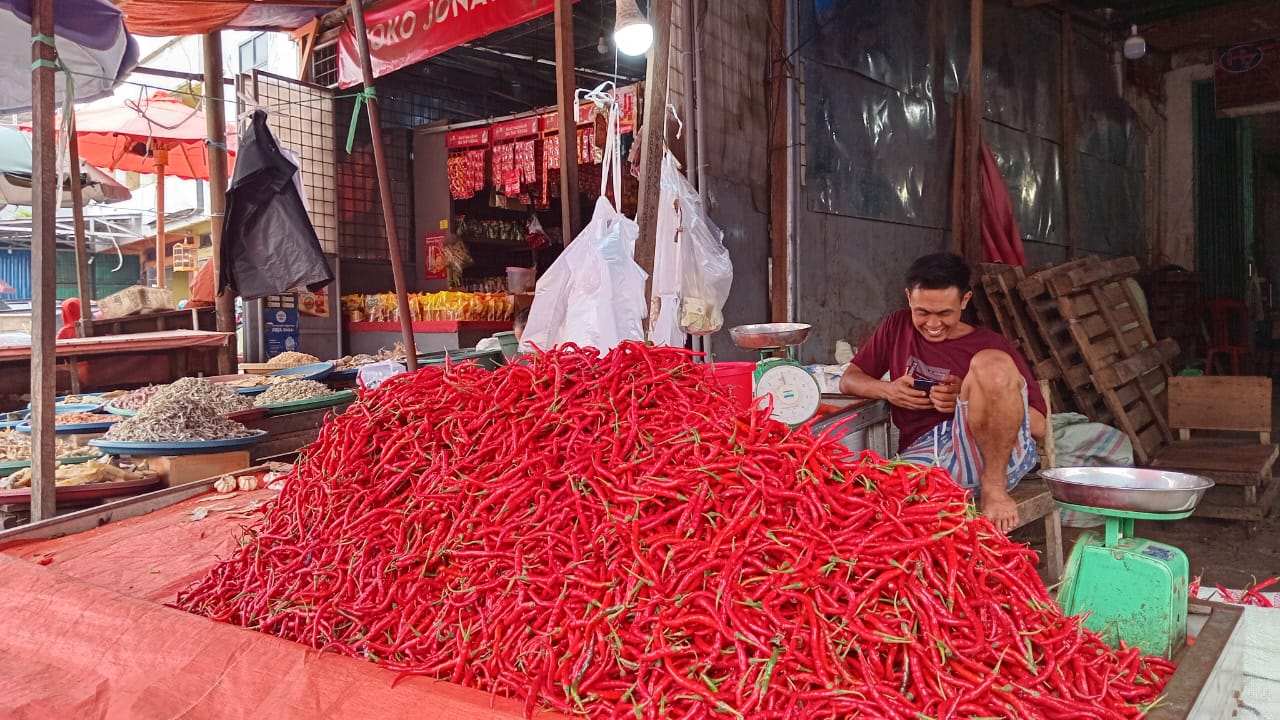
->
[1205, 298, 1250, 375]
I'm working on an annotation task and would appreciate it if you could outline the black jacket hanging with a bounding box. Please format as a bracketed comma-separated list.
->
[219, 110, 333, 300]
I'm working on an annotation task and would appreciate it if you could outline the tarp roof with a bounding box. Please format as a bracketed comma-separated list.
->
[114, 0, 337, 36]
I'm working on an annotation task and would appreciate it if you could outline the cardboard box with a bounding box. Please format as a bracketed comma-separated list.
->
[97, 286, 173, 319]
[147, 450, 250, 487]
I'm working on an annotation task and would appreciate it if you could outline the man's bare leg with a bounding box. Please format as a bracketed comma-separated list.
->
[960, 349, 1025, 532]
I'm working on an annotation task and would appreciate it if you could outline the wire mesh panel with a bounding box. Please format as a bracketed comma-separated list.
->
[251, 71, 338, 255]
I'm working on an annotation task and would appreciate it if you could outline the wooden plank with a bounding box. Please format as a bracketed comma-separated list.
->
[29, 0, 57, 522]
[1168, 376, 1272, 432]
[67, 114, 93, 340]
[1152, 440, 1278, 479]
[1055, 284, 1132, 321]
[553, 0, 581, 242]
[1145, 602, 1243, 720]
[768, 0, 789, 322]
[204, 32, 236, 374]
[1045, 256, 1141, 297]
[963, 0, 984, 265]
[1093, 340, 1180, 389]
[1100, 385, 1154, 465]
[1059, 11, 1078, 259]
[634, 0, 674, 288]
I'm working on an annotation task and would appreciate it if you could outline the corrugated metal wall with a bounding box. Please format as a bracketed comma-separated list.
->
[0, 251, 31, 300]
[1193, 80, 1253, 300]
[0, 250, 141, 302]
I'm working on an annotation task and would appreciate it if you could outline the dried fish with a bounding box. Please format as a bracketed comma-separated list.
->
[0, 430, 101, 462]
[253, 380, 332, 407]
[103, 378, 252, 443]
[265, 351, 320, 368]
[112, 385, 164, 411]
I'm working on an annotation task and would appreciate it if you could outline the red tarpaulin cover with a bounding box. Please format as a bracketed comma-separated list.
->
[0, 489, 562, 718]
[979, 142, 1026, 266]
[335, 0, 559, 87]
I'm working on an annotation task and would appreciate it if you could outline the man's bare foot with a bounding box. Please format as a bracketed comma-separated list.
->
[981, 486, 1019, 533]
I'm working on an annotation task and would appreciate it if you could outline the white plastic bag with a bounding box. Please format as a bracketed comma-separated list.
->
[520, 105, 648, 354]
[649, 152, 732, 345]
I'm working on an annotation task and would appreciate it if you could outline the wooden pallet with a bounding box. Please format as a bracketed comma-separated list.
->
[976, 264, 1068, 412]
[1142, 268, 1203, 370]
[1016, 259, 1113, 422]
[1042, 257, 1177, 465]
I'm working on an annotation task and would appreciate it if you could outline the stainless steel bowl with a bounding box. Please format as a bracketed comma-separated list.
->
[729, 323, 813, 349]
[1040, 467, 1214, 514]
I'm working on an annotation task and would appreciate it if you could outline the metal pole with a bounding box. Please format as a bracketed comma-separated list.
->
[68, 112, 92, 337]
[633, 0, 674, 288]
[155, 154, 166, 288]
[203, 31, 236, 373]
[29, 0, 57, 522]
[553, 0, 581, 240]
[348, 0, 417, 370]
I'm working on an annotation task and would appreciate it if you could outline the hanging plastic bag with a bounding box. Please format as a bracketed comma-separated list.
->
[649, 152, 732, 343]
[520, 104, 648, 353]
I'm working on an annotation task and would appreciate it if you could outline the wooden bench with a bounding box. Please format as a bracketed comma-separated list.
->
[1011, 478, 1064, 585]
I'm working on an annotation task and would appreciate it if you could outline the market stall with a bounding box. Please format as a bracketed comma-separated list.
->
[0, 347, 1255, 719]
[339, 85, 643, 357]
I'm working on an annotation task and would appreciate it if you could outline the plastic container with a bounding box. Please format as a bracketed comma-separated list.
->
[506, 266, 536, 294]
[708, 361, 756, 411]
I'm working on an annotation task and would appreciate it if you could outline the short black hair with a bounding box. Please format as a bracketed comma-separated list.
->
[513, 306, 531, 328]
[905, 253, 971, 294]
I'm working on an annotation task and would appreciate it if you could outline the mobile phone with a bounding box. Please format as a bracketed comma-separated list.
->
[913, 378, 937, 395]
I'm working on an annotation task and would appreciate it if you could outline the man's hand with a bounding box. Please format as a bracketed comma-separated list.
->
[883, 374, 932, 410]
[982, 488, 1019, 533]
[930, 374, 960, 414]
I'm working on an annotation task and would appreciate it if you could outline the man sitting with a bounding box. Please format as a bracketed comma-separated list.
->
[839, 253, 1047, 532]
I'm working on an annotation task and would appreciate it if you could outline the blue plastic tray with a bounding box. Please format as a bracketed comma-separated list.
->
[17, 418, 120, 435]
[268, 361, 335, 382]
[89, 430, 268, 457]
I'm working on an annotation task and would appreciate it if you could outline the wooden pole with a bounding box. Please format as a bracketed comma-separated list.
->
[203, 31, 236, 373]
[67, 113, 92, 337]
[553, 0, 580, 240]
[634, 0, 673, 285]
[1059, 12, 1078, 260]
[155, 153, 167, 288]
[348, 0, 418, 371]
[29, 0, 57, 522]
[963, 0, 984, 266]
[767, 0, 789, 323]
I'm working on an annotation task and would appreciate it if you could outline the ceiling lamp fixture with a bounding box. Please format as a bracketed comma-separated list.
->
[1123, 24, 1147, 60]
[597, 34, 609, 54]
[614, 0, 653, 57]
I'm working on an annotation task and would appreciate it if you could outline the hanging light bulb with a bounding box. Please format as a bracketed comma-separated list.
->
[1123, 24, 1147, 60]
[597, 34, 609, 54]
[614, 0, 653, 57]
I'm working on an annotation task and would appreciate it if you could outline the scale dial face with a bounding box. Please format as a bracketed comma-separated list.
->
[754, 363, 822, 426]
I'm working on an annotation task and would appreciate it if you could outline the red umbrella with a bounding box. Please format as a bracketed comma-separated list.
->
[27, 91, 237, 288]
[69, 91, 236, 180]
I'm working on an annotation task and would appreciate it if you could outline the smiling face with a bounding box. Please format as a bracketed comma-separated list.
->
[906, 286, 971, 342]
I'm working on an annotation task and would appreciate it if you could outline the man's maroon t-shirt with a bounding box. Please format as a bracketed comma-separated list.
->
[852, 309, 1047, 451]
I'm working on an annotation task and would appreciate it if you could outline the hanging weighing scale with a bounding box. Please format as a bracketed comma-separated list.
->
[728, 323, 822, 426]
[1041, 467, 1214, 659]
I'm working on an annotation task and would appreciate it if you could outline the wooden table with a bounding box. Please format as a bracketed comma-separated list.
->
[0, 330, 231, 406]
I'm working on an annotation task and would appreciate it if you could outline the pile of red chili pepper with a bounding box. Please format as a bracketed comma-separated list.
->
[1191, 575, 1279, 608]
[177, 342, 1174, 719]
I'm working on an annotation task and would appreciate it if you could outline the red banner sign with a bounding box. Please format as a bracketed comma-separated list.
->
[446, 127, 490, 149]
[337, 0, 560, 88]
[492, 117, 541, 142]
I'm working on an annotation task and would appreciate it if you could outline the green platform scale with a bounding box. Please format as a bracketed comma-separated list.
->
[1056, 502, 1191, 659]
